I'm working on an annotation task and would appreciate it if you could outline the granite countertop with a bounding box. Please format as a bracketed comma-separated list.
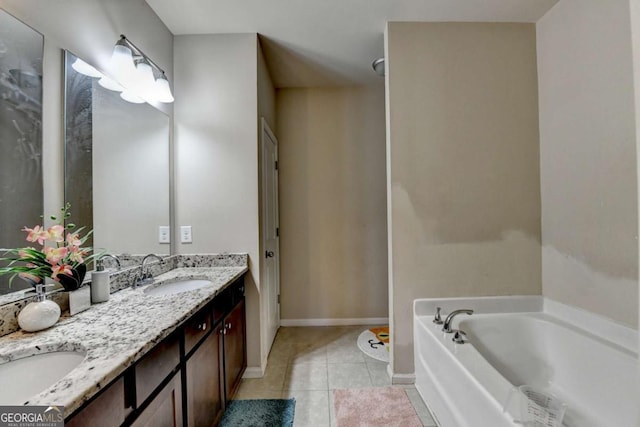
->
[0, 265, 248, 415]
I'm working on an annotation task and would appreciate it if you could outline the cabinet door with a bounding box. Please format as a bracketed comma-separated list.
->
[187, 323, 224, 427]
[132, 373, 182, 427]
[223, 299, 246, 401]
[65, 377, 127, 427]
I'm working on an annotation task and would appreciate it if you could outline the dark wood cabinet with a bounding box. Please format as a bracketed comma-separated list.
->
[132, 373, 182, 427]
[222, 299, 246, 402]
[65, 275, 246, 427]
[186, 323, 224, 427]
[65, 377, 128, 427]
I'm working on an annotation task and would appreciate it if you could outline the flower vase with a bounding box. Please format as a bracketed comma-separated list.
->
[57, 263, 87, 291]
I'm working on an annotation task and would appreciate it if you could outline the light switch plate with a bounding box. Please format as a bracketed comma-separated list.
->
[180, 225, 193, 243]
[158, 226, 170, 244]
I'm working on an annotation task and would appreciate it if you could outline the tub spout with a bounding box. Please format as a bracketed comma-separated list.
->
[442, 309, 474, 333]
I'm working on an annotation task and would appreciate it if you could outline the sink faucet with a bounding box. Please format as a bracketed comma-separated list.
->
[134, 254, 164, 288]
[97, 253, 121, 270]
[442, 309, 474, 333]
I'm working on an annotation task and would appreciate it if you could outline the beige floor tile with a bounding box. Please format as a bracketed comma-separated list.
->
[239, 363, 287, 392]
[284, 362, 328, 390]
[326, 342, 366, 364]
[282, 390, 330, 427]
[289, 344, 327, 365]
[233, 382, 283, 400]
[366, 362, 392, 387]
[327, 363, 372, 389]
[404, 387, 437, 426]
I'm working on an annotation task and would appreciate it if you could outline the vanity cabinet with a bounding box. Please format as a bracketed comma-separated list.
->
[65, 377, 129, 427]
[64, 275, 246, 427]
[222, 299, 246, 401]
[132, 373, 183, 427]
[186, 323, 224, 426]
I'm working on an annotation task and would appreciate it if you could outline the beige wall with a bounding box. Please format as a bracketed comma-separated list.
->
[277, 86, 389, 321]
[0, 0, 173, 223]
[386, 22, 541, 376]
[173, 34, 265, 369]
[537, 0, 638, 328]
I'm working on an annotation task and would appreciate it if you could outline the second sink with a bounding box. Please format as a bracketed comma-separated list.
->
[144, 279, 214, 296]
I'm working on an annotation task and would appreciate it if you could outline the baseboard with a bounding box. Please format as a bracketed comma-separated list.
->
[280, 317, 388, 327]
[242, 366, 265, 379]
[387, 364, 415, 385]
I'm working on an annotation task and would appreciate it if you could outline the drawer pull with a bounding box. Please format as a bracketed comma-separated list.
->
[196, 322, 207, 331]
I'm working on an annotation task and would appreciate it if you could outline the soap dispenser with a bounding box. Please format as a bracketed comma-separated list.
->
[91, 254, 120, 303]
[18, 283, 61, 332]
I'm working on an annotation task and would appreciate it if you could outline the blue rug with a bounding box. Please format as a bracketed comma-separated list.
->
[219, 399, 296, 427]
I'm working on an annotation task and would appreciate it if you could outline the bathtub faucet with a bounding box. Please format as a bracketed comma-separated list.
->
[442, 309, 474, 333]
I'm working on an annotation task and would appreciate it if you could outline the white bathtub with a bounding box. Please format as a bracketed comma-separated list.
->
[413, 296, 638, 427]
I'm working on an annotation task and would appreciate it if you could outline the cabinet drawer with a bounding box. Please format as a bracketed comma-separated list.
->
[184, 305, 212, 355]
[135, 333, 180, 405]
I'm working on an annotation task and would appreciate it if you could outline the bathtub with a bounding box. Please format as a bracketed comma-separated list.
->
[413, 296, 638, 427]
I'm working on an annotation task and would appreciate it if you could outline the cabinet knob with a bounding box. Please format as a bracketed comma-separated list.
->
[226, 322, 232, 331]
[196, 322, 207, 331]
[265, 251, 275, 258]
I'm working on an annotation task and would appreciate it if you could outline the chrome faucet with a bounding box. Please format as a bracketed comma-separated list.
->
[442, 309, 474, 333]
[97, 253, 121, 270]
[134, 254, 164, 288]
[433, 307, 443, 325]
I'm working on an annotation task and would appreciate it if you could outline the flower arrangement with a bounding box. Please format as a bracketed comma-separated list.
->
[0, 203, 99, 291]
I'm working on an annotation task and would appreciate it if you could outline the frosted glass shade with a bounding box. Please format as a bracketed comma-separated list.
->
[111, 44, 136, 87]
[98, 75, 124, 92]
[120, 90, 145, 104]
[154, 75, 174, 103]
[135, 61, 157, 102]
[71, 58, 103, 78]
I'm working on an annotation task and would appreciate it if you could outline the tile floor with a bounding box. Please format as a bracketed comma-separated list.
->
[233, 326, 437, 427]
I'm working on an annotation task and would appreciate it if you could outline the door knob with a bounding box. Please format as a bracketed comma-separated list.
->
[265, 251, 275, 258]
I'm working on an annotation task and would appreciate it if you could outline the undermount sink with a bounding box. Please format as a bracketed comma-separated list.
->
[144, 279, 213, 296]
[0, 350, 86, 404]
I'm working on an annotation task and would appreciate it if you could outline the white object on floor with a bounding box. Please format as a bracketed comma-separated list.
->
[356, 328, 389, 362]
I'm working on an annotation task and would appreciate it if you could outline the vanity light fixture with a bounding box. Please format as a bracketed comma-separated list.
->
[109, 34, 174, 104]
[71, 58, 103, 78]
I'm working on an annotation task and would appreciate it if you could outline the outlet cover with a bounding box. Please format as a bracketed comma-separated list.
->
[180, 226, 193, 243]
[158, 226, 170, 244]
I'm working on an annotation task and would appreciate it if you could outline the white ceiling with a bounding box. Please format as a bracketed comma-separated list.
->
[146, 0, 558, 88]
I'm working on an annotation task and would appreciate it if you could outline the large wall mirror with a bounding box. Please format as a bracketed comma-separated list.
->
[0, 9, 43, 296]
[64, 51, 170, 267]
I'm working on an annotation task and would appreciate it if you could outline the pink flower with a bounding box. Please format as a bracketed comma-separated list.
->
[66, 233, 81, 247]
[68, 246, 85, 263]
[45, 247, 68, 265]
[23, 225, 48, 245]
[51, 264, 73, 279]
[47, 225, 65, 243]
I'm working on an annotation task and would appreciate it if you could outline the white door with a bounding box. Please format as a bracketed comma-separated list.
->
[261, 118, 280, 351]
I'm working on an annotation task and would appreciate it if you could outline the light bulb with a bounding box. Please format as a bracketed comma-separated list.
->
[98, 75, 124, 92]
[120, 89, 145, 104]
[71, 58, 103, 78]
[135, 60, 157, 102]
[110, 44, 136, 87]
[154, 74, 174, 103]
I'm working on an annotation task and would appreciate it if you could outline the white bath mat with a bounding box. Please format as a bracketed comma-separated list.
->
[357, 326, 389, 362]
